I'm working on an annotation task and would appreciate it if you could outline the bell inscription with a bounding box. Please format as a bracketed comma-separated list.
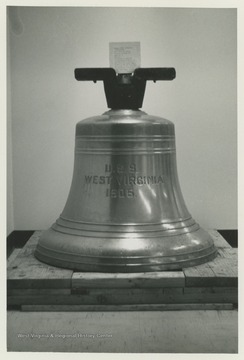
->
[84, 162, 165, 198]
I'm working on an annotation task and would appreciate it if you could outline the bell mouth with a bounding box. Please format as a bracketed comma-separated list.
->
[35, 224, 217, 272]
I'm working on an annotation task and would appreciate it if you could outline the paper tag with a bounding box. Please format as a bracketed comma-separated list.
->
[109, 42, 141, 74]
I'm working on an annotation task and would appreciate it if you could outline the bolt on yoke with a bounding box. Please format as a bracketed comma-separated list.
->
[74, 68, 176, 110]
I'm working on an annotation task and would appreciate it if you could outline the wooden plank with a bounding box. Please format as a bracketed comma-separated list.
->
[163, 287, 184, 294]
[183, 262, 216, 287]
[7, 288, 237, 306]
[183, 249, 237, 287]
[72, 271, 185, 289]
[8, 289, 71, 296]
[208, 248, 237, 287]
[20, 230, 42, 246]
[208, 229, 232, 248]
[7, 231, 73, 289]
[7, 248, 22, 266]
[218, 248, 238, 259]
[20, 303, 234, 312]
[184, 287, 237, 294]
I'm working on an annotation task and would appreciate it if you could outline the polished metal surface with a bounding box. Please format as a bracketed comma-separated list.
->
[35, 109, 217, 272]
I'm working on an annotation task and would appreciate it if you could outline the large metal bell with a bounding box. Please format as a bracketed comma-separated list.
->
[35, 68, 217, 272]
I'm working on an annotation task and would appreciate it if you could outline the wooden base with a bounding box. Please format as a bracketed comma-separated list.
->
[7, 230, 237, 311]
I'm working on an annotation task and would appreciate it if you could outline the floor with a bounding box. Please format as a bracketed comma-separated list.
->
[7, 309, 238, 353]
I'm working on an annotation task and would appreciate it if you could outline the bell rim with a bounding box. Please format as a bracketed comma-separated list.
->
[35, 247, 217, 272]
[35, 227, 217, 272]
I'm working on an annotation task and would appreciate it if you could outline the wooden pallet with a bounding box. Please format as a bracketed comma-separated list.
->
[7, 230, 238, 311]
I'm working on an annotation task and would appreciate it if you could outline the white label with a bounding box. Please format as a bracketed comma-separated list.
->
[109, 42, 141, 74]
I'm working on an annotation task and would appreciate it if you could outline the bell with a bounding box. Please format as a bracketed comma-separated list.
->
[35, 67, 217, 272]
